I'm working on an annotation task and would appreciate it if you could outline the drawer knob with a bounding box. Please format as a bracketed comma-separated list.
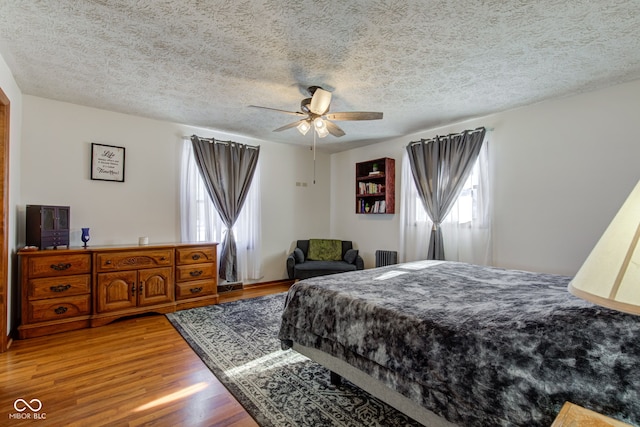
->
[190, 287, 203, 294]
[50, 263, 72, 271]
[50, 284, 71, 292]
[54, 306, 68, 315]
[189, 270, 203, 277]
[191, 254, 201, 260]
[105, 260, 112, 265]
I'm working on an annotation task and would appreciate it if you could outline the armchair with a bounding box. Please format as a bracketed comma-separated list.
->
[287, 239, 364, 280]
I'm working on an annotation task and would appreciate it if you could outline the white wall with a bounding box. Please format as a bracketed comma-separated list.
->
[0, 53, 23, 333]
[21, 97, 181, 245]
[331, 79, 640, 275]
[20, 96, 331, 283]
[254, 136, 331, 280]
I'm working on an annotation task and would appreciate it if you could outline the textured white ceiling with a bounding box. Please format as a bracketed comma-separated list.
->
[1, 1, 639, 152]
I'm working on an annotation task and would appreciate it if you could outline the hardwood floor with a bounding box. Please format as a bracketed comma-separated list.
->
[0, 283, 292, 426]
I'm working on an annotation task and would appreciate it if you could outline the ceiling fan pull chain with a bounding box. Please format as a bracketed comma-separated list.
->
[313, 131, 317, 184]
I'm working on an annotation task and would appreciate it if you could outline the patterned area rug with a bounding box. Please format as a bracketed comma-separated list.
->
[166, 293, 421, 427]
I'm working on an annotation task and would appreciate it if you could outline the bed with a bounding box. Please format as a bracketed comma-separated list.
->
[278, 260, 640, 426]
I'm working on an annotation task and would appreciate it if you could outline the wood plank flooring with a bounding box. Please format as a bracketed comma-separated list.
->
[0, 284, 291, 426]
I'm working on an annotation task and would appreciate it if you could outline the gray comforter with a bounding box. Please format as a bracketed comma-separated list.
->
[278, 261, 640, 426]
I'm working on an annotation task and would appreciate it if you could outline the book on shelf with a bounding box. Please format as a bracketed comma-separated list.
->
[371, 200, 386, 213]
[359, 182, 383, 194]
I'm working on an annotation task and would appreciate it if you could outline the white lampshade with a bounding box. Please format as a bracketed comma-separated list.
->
[313, 117, 329, 138]
[568, 179, 640, 315]
[309, 88, 332, 115]
[316, 126, 329, 138]
[297, 120, 310, 135]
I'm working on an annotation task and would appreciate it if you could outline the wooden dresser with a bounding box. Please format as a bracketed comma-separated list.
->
[18, 242, 218, 339]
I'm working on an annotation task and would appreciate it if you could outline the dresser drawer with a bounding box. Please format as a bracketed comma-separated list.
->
[28, 274, 91, 300]
[28, 254, 91, 278]
[27, 295, 91, 322]
[175, 279, 216, 300]
[96, 250, 173, 272]
[40, 231, 70, 248]
[176, 263, 215, 282]
[176, 247, 216, 265]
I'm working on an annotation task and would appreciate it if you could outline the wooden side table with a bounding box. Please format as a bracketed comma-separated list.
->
[551, 402, 633, 427]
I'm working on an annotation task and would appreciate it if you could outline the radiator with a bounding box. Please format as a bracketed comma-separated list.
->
[375, 250, 398, 267]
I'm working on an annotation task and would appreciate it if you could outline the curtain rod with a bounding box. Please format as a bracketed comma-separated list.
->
[408, 126, 488, 146]
[185, 135, 260, 150]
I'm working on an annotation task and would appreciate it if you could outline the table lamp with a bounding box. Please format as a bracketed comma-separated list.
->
[568, 179, 640, 315]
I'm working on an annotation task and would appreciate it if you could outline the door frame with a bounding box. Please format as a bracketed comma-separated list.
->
[0, 87, 10, 352]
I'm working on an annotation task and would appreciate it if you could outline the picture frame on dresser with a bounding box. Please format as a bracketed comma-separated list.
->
[91, 143, 125, 182]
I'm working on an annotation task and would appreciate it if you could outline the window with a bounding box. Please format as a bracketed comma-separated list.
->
[414, 162, 481, 226]
[180, 140, 262, 281]
[400, 140, 491, 265]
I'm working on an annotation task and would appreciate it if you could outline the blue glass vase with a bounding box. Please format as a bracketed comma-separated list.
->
[81, 228, 90, 248]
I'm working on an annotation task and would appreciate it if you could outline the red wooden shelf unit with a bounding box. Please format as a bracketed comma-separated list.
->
[355, 157, 395, 214]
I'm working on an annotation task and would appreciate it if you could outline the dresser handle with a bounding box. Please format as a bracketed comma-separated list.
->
[190, 287, 203, 294]
[105, 260, 112, 265]
[189, 270, 203, 277]
[161, 257, 166, 261]
[50, 284, 71, 292]
[191, 254, 201, 260]
[131, 284, 136, 296]
[54, 306, 68, 315]
[50, 263, 72, 271]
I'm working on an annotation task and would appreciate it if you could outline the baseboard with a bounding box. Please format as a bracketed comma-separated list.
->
[217, 282, 244, 293]
[243, 279, 295, 289]
[217, 278, 295, 295]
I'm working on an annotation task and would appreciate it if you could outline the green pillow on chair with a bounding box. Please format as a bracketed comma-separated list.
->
[307, 239, 342, 261]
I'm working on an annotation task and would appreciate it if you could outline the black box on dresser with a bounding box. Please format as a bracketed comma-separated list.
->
[25, 205, 70, 249]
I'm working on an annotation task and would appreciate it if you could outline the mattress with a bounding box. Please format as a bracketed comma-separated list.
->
[278, 260, 640, 426]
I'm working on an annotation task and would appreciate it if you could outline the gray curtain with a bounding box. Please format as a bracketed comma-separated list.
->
[406, 127, 486, 260]
[190, 135, 260, 282]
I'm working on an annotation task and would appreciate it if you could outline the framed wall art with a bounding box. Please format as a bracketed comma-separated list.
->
[91, 143, 125, 182]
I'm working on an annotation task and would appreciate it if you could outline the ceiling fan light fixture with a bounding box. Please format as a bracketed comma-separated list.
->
[309, 88, 332, 115]
[252, 85, 383, 139]
[297, 120, 310, 135]
[313, 117, 329, 137]
[316, 126, 329, 138]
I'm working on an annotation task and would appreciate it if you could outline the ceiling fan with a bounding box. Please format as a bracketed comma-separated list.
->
[249, 86, 383, 138]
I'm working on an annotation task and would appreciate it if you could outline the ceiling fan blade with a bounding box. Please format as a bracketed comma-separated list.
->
[273, 120, 306, 132]
[309, 88, 332, 115]
[325, 111, 383, 121]
[325, 120, 345, 137]
[249, 105, 306, 117]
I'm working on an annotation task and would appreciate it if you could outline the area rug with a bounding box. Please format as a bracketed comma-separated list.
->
[166, 292, 421, 427]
